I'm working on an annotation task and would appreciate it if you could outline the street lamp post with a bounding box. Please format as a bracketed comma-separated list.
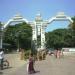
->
[0, 23, 3, 49]
[0, 32, 3, 49]
[16, 31, 21, 52]
[17, 36, 20, 52]
[31, 40, 37, 54]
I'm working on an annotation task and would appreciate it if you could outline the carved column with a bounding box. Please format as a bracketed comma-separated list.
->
[41, 23, 45, 49]
[32, 22, 37, 41]
[41, 21, 48, 49]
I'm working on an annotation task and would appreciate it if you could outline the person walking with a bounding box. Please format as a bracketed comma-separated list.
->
[0, 49, 4, 70]
[54, 49, 58, 58]
[27, 53, 35, 74]
[57, 48, 61, 58]
[20, 49, 24, 60]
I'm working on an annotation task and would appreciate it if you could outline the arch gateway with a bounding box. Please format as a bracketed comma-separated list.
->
[0, 12, 73, 50]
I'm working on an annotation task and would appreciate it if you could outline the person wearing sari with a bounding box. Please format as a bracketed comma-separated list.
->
[27, 53, 35, 74]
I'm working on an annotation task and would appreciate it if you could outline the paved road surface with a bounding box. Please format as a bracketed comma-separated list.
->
[0, 53, 25, 75]
[1, 53, 75, 75]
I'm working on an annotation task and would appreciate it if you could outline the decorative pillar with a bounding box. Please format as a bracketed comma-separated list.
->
[30, 22, 37, 51]
[41, 24, 45, 49]
[31, 22, 37, 41]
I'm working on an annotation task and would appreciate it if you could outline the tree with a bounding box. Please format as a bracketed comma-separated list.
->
[69, 16, 75, 30]
[69, 17, 75, 47]
[45, 28, 73, 49]
[3, 22, 32, 50]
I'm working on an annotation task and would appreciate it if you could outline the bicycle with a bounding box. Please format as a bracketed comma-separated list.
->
[0, 59, 9, 70]
[3, 59, 9, 69]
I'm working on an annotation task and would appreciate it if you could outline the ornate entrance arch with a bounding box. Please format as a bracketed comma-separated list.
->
[0, 14, 29, 49]
[0, 12, 73, 50]
[41, 12, 73, 49]
[0, 13, 37, 49]
[3, 14, 28, 29]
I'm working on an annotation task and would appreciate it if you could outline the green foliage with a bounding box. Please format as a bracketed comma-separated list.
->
[69, 16, 75, 30]
[24, 50, 31, 59]
[46, 16, 75, 48]
[0, 22, 2, 32]
[69, 17, 75, 47]
[3, 22, 32, 50]
[46, 28, 73, 49]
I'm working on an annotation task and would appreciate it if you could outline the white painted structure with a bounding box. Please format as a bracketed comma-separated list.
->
[62, 48, 75, 52]
[0, 12, 73, 50]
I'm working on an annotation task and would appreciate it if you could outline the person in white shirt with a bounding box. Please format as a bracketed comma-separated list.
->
[0, 49, 4, 70]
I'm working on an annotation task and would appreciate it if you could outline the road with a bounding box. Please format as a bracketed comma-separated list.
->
[1, 53, 75, 75]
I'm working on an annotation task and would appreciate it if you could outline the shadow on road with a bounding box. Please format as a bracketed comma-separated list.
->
[33, 71, 40, 74]
[28, 71, 40, 75]
[3, 66, 12, 70]
[0, 72, 3, 75]
[35, 71, 40, 73]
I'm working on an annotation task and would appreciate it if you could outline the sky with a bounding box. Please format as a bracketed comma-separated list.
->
[0, 0, 75, 32]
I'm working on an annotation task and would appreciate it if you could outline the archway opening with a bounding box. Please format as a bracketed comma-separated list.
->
[45, 21, 70, 32]
[45, 21, 72, 50]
